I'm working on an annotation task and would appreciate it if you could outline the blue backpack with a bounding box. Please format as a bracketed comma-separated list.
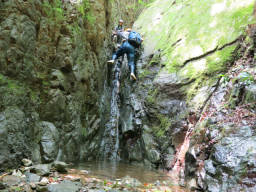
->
[128, 31, 142, 48]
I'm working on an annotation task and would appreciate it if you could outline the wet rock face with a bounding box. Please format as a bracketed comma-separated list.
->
[114, 54, 188, 167]
[0, 107, 30, 169]
[0, 0, 142, 169]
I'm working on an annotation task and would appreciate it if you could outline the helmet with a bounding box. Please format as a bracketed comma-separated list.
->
[126, 28, 132, 32]
[119, 19, 124, 24]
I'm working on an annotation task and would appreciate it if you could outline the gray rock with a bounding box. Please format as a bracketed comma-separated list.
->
[148, 149, 160, 163]
[39, 122, 59, 163]
[53, 161, 68, 173]
[205, 175, 221, 192]
[36, 185, 48, 192]
[25, 172, 41, 183]
[38, 177, 48, 186]
[205, 160, 216, 175]
[48, 180, 81, 192]
[0, 182, 6, 190]
[22, 158, 33, 167]
[0, 107, 29, 168]
[31, 164, 51, 176]
[2, 175, 21, 186]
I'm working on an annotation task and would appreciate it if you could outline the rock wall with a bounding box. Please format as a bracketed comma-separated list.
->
[0, 0, 145, 170]
[120, 0, 256, 190]
[103, 1, 256, 191]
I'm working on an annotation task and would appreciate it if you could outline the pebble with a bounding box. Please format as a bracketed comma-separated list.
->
[39, 177, 49, 186]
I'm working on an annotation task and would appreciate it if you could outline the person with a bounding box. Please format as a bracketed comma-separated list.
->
[119, 28, 131, 41]
[107, 40, 137, 80]
[115, 19, 124, 31]
[108, 29, 142, 81]
[112, 19, 125, 45]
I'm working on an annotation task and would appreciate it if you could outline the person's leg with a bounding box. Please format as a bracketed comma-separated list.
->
[108, 45, 125, 64]
[127, 52, 136, 80]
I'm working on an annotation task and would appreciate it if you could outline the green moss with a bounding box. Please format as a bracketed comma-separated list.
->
[152, 114, 171, 137]
[42, 0, 64, 22]
[146, 88, 158, 105]
[139, 69, 152, 79]
[135, 0, 255, 77]
[76, 0, 95, 25]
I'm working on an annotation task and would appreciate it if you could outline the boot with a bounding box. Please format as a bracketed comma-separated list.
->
[107, 60, 114, 64]
[130, 73, 137, 80]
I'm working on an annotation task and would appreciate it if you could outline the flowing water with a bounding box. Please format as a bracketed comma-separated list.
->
[100, 59, 122, 160]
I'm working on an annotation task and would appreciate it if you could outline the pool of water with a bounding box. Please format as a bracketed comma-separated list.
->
[73, 161, 171, 183]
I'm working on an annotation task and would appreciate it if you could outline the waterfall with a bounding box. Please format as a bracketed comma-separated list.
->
[100, 59, 123, 160]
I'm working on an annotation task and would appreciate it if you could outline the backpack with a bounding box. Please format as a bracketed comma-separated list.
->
[128, 31, 142, 48]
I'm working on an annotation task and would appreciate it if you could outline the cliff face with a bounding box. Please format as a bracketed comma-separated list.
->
[0, 0, 145, 169]
[1, 0, 256, 190]
[129, 0, 256, 190]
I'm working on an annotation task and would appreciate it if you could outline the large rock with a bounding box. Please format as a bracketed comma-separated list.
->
[48, 180, 81, 192]
[39, 122, 59, 163]
[52, 161, 68, 173]
[25, 172, 41, 183]
[0, 107, 30, 168]
[2, 175, 21, 186]
[31, 164, 51, 176]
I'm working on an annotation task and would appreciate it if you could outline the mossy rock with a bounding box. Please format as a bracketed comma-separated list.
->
[134, 0, 255, 107]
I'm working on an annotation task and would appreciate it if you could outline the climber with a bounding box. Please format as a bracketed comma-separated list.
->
[107, 30, 143, 81]
[120, 28, 132, 41]
[112, 19, 125, 45]
[115, 19, 124, 31]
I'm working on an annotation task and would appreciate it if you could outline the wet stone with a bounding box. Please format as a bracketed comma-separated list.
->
[48, 180, 81, 192]
[22, 158, 33, 167]
[25, 172, 41, 183]
[2, 175, 21, 186]
[36, 185, 48, 192]
[53, 161, 68, 173]
[31, 164, 51, 176]
[0, 182, 6, 190]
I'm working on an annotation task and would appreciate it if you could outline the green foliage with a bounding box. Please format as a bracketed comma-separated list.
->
[42, 0, 64, 22]
[76, 0, 96, 24]
[218, 73, 229, 84]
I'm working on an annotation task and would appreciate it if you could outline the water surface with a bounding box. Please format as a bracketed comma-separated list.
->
[73, 161, 171, 183]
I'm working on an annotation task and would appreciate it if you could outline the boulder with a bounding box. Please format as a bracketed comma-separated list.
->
[31, 164, 51, 176]
[2, 175, 21, 186]
[53, 161, 68, 173]
[48, 180, 81, 192]
[25, 172, 41, 183]
[0, 107, 29, 168]
[39, 122, 59, 163]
